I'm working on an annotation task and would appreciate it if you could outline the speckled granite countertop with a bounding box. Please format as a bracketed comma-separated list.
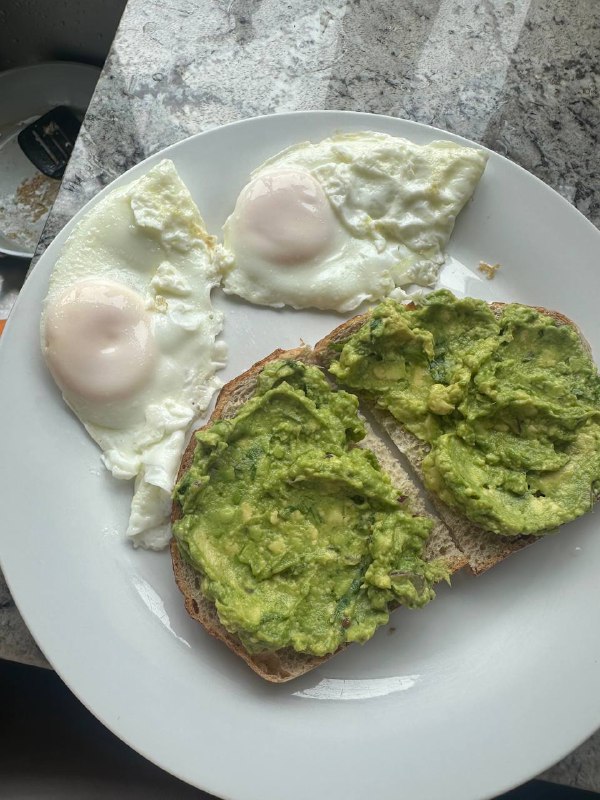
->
[2, 0, 600, 791]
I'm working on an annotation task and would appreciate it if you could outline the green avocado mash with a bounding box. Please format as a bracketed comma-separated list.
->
[173, 360, 448, 657]
[329, 290, 600, 537]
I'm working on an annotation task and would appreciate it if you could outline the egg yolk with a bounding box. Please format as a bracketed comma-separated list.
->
[233, 168, 336, 265]
[44, 280, 156, 404]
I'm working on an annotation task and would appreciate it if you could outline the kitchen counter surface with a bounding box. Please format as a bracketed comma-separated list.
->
[2, 0, 599, 792]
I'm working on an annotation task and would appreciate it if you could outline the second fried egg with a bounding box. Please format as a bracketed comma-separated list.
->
[221, 132, 488, 312]
[41, 160, 226, 550]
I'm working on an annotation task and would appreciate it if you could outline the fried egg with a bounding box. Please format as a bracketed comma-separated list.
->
[221, 132, 488, 311]
[41, 160, 226, 549]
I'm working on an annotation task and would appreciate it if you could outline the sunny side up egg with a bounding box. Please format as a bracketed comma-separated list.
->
[41, 160, 226, 550]
[220, 132, 488, 311]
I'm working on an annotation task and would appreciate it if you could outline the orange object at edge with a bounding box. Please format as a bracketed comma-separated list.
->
[0, 319, 6, 336]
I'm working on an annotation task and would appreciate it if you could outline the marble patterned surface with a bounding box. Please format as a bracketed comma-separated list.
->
[32, 0, 600, 257]
[4, 0, 600, 791]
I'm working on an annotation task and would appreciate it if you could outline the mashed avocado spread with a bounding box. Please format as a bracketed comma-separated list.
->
[329, 290, 600, 537]
[173, 360, 448, 656]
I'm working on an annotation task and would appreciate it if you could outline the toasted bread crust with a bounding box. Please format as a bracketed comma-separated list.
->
[314, 299, 594, 574]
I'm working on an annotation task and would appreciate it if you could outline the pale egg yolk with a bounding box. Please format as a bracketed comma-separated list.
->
[233, 168, 337, 265]
[44, 280, 156, 403]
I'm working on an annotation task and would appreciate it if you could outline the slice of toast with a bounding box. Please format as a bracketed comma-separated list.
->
[314, 301, 593, 575]
[171, 347, 465, 682]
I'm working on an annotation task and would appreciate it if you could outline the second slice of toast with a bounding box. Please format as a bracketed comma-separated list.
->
[171, 347, 465, 682]
[314, 300, 593, 574]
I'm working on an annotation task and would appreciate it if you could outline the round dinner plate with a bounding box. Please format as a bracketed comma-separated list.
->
[1, 111, 600, 800]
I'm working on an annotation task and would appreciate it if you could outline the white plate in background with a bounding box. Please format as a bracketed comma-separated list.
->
[0, 61, 100, 257]
[1, 111, 599, 800]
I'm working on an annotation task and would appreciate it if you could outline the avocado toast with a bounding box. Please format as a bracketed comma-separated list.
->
[171, 292, 600, 679]
[171, 347, 465, 682]
[315, 290, 600, 573]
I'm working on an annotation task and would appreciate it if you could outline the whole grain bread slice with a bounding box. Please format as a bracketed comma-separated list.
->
[314, 301, 592, 575]
[171, 347, 465, 683]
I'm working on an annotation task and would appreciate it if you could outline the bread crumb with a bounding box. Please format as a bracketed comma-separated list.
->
[0, 172, 59, 251]
[478, 261, 501, 280]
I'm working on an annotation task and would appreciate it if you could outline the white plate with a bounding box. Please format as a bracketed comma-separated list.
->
[0, 62, 100, 257]
[1, 111, 600, 800]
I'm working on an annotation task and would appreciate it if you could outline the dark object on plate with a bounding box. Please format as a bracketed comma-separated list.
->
[17, 106, 81, 180]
